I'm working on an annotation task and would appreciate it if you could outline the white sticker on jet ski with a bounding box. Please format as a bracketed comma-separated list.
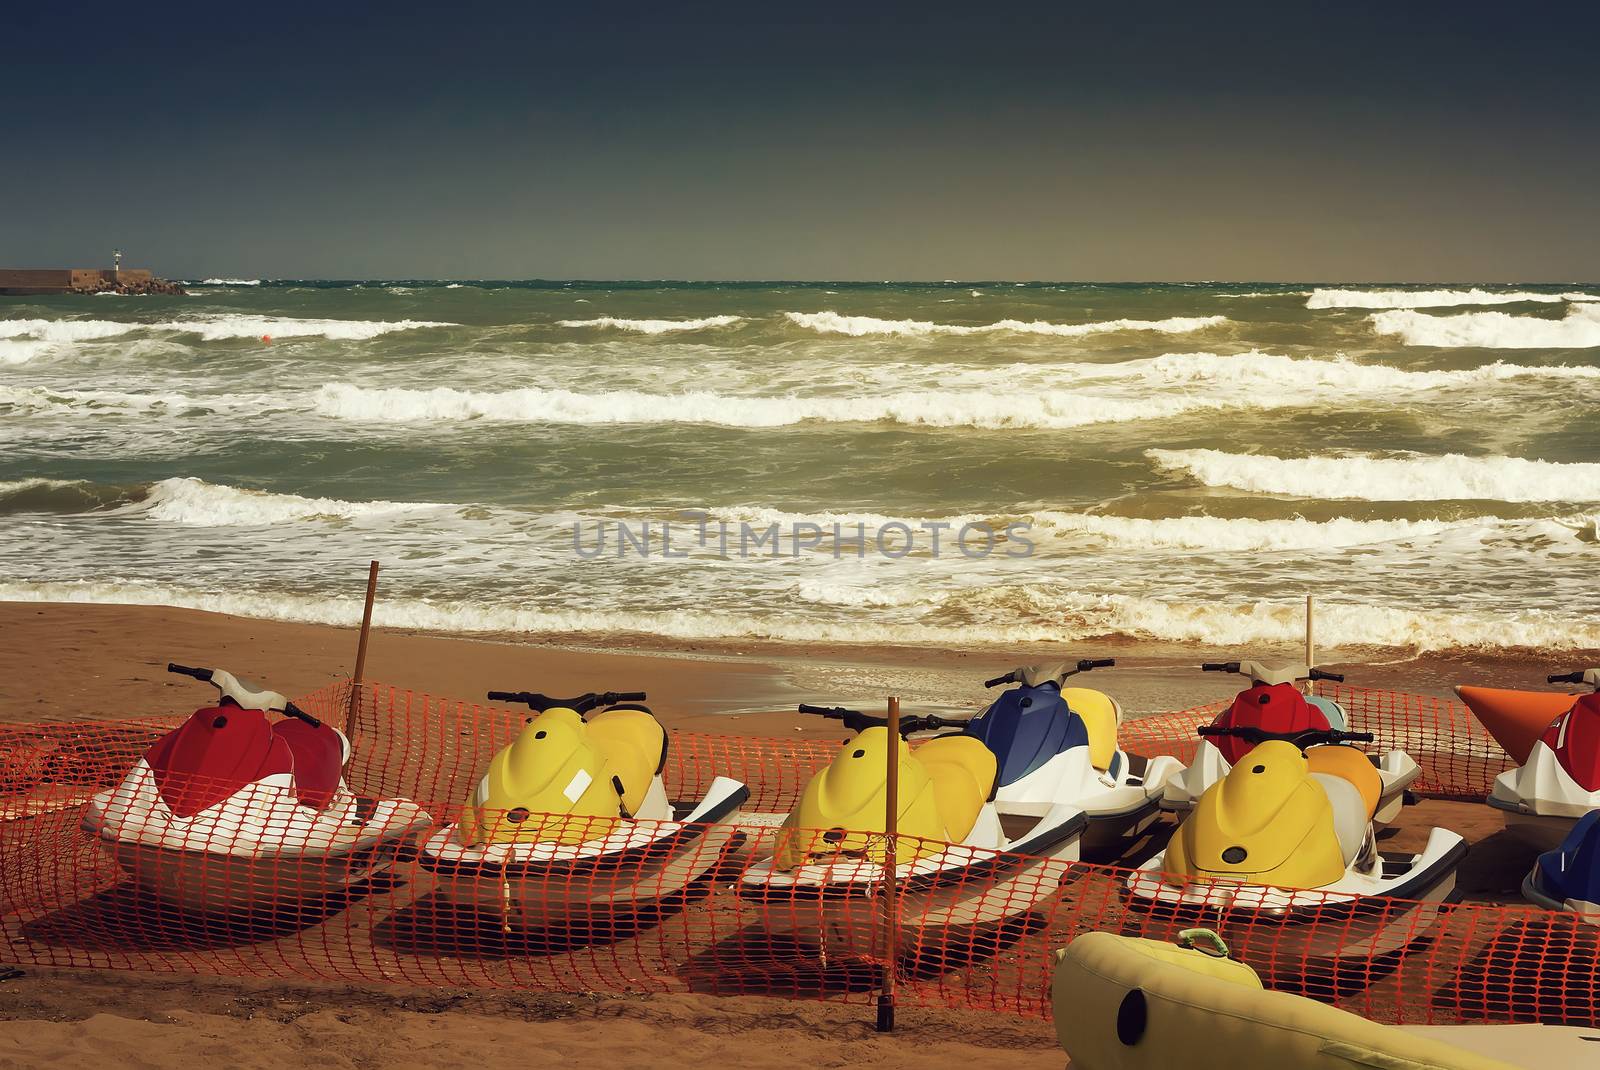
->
[562, 769, 593, 803]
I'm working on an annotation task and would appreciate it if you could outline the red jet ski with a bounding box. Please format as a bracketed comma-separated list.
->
[81, 663, 432, 914]
[1159, 660, 1419, 826]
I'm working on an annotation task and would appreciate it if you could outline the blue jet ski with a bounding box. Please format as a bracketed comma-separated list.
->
[1525, 807, 1600, 923]
[966, 659, 1182, 848]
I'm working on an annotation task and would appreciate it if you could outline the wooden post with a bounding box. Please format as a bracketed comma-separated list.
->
[877, 695, 900, 1033]
[1304, 593, 1315, 691]
[345, 561, 380, 747]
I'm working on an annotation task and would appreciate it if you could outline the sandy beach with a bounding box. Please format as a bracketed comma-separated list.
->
[0, 601, 1579, 1067]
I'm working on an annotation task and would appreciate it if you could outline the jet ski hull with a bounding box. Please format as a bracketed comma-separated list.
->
[98, 825, 424, 915]
[419, 778, 748, 930]
[738, 806, 1087, 961]
[993, 750, 1181, 849]
[1122, 828, 1466, 974]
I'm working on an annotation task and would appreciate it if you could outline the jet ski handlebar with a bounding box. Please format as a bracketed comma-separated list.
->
[983, 658, 1115, 688]
[1197, 724, 1374, 749]
[487, 690, 648, 714]
[1199, 661, 1344, 683]
[796, 704, 968, 736]
[1548, 669, 1600, 688]
[166, 663, 322, 727]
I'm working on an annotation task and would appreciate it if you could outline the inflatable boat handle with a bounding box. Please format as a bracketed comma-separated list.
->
[1176, 928, 1232, 958]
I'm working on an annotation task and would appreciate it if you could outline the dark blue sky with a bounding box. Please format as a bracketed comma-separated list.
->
[4, 2, 1597, 280]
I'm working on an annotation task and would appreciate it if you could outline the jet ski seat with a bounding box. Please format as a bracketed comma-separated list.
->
[1062, 687, 1121, 771]
[271, 718, 346, 811]
[916, 735, 998, 843]
[585, 707, 669, 816]
[1305, 695, 1348, 731]
[1308, 747, 1382, 865]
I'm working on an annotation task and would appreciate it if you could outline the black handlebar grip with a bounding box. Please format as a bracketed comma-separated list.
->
[797, 703, 831, 715]
[1549, 671, 1586, 684]
[982, 674, 1012, 688]
[1200, 662, 1236, 673]
[611, 691, 647, 703]
[167, 663, 213, 681]
[281, 702, 324, 729]
[1309, 669, 1346, 683]
[486, 690, 521, 702]
[1337, 730, 1375, 743]
[1079, 658, 1115, 670]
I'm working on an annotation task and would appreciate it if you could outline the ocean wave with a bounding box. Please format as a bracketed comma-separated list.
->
[556, 315, 744, 333]
[1027, 511, 1471, 551]
[1309, 288, 1599, 309]
[1097, 351, 1600, 391]
[4, 580, 1595, 653]
[1149, 449, 1600, 503]
[0, 478, 141, 514]
[0, 318, 142, 342]
[1370, 303, 1600, 348]
[133, 477, 449, 526]
[0, 385, 284, 416]
[311, 381, 1291, 430]
[784, 310, 1228, 337]
[157, 315, 456, 341]
[199, 278, 262, 286]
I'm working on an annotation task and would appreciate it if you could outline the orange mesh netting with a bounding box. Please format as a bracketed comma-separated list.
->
[0, 681, 1590, 1028]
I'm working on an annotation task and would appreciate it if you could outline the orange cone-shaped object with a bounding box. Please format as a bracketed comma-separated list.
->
[1454, 685, 1577, 764]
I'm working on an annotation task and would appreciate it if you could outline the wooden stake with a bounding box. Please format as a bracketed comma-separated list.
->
[1304, 593, 1315, 690]
[877, 695, 900, 1033]
[346, 560, 380, 746]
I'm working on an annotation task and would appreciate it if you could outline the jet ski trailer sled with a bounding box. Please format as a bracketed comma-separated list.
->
[969, 659, 1183, 849]
[738, 703, 1087, 961]
[81, 663, 433, 915]
[1125, 726, 1465, 973]
[418, 689, 749, 931]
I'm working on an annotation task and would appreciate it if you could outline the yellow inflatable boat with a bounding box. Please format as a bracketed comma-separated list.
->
[1052, 929, 1597, 1069]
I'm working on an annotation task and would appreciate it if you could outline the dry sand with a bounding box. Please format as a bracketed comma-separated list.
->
[0, 601, 1582, 1066]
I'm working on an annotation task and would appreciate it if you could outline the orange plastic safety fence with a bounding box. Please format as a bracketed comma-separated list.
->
[0, 681, 1590, 1029]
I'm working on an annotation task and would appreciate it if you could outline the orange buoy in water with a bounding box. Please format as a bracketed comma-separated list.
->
[261, 334, 272, 344]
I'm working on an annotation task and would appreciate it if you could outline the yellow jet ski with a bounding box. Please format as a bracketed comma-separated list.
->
[1124, 725, 1466, 974]
[1051, 929, 1595, 1070]
[418, 689, 748, 931]
[739, 703, 1087, 961]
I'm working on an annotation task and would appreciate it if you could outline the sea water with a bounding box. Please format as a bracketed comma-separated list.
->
[1, 280, 1596, 652]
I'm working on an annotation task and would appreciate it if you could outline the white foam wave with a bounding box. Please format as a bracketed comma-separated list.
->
[556, 315, 744, 334]
[1028, 511, 1468, 551]
[1095, 351, 1600, 392]
[0, 318, 142, 342]
[1149, 449, 1600, 503]
[134, 478, 447, 526]
[158, 315, 455, 341]
[784, 311, 1228, 338]
[200, 278, 262, 286]
[1370, 304, 1600, 348]
[312, 382, 1286, 430]
[4, 581, 1596, 653]
[1309, 288, 1599, 309]
[0, 385, 284, 415]
[0, 477, 86, 496]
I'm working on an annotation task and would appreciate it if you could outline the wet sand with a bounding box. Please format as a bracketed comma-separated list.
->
[0, 600, 1584, 1066]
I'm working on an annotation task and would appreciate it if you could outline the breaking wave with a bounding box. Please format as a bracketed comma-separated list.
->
[1309, 288, 1600, 310]
[784, 311, 1228, 337]
[4, 580, 1596, 653]
[157, 315, 456, 341]
[556, 315, 744, 333]
[311, 381, 1289, 430]
[1149, 449, 1600, 503]
[133, 477, 448, 526]
[1371, 303, 1600, 348]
